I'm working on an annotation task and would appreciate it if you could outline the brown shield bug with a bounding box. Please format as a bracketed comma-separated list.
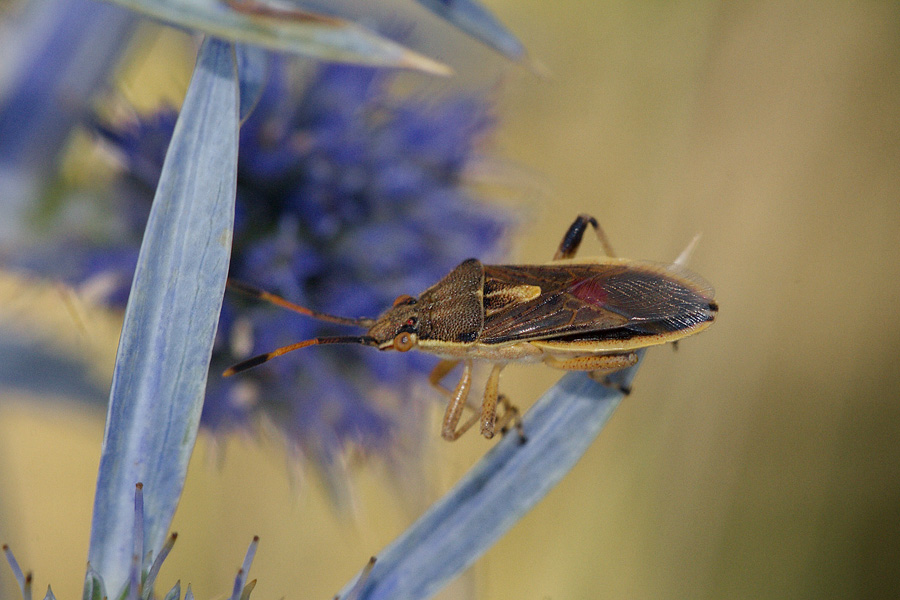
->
[224, 214, 718, 442]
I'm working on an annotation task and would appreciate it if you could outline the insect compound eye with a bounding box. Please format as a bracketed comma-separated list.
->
[392, 294, 416, 307]
[393, 331, 417, 352]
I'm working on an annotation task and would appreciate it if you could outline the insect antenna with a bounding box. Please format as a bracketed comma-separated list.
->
[223, 335, 378, 377]
[227, 279, 376, 328]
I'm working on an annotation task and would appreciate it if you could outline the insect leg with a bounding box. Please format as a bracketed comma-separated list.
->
[428, 359, 460, 389]
[544, 353, 638, 395]
[495, 394, 526, 443]
[429, 359, 485, 412]
[543, 352, 637, 372]
[553, 214, 617, 260]
[441, 359, 481, 441]
[479, 364, 503, 438]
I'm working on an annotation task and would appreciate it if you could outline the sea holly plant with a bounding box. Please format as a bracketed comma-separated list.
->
[97, 0, 527, 73]
[3, 0, 519, 494]
[87, 36, 240, 596]
[1, 2, 649, 600]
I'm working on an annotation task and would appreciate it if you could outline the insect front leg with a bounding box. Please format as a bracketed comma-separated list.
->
[428, 359, 460, 389]
[553, 214, 617, 260]
[441, 359, 482, 441]
[429, 359, 484, 413]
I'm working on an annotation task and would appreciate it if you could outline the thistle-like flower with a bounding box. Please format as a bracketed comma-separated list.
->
[23, 59, 512, 486]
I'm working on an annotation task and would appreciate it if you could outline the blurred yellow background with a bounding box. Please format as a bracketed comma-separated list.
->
[2, 1, 900, 599]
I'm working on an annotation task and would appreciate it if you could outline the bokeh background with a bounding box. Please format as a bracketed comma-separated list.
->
[2, 1, 900, 599]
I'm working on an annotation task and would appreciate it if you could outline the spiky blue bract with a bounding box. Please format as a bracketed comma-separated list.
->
[102, 0, 450, 75]
[336, 354, 644, 600]
[87, 37, 238, 598]
[235, 45, 268, 122]
[414, 0, 524, 60]
[0, 0, 137, 242]
[2, 544, 26, 597]
[162, 582, 181, 600]
[83, 566, 107, 600]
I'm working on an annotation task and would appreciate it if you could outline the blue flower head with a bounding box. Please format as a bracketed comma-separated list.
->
[87, 59, 512, 479]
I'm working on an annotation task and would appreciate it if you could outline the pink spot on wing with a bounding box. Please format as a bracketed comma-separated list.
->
[569, 277, 608, 305]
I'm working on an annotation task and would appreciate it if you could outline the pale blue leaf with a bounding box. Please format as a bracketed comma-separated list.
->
[414, 0, 524, 60]
[82, 566, 106, 600]
[0, 0, 135, 169]
[337, 353, 644, 600]
[142, 533, 177, 600]
[102, 0, 450, 75]
[2, 544, 26, 597]
[0, 0, 137, 243]
[238, 536, 259, 589]
[162, 582, 181, 600]
[87, 37, 238, 598]
[128, 483, 143, 600]
[235, 44, 268, 122]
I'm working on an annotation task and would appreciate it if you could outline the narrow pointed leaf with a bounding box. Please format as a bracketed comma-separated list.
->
[0, 0, 137, 242]
[235, 44, 268, 122]
[2, 545, 26, 595]
[337, 354, 644, 600]
[238, 537, 259, 586]
[162, 581, 181, 600]
[142, 533, 177, 600]
[102, 0, 450, 75]
[414, 0, 524, 60]
[87, 37, 238, 598]
[82, 566, 106, 600]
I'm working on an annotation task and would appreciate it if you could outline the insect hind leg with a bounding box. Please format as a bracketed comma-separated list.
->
[544, 352, 637, 395]
[553, 214, 616, 260]
[495, 394, 526, 444]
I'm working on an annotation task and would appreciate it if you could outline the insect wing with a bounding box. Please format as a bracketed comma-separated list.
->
[585, 260, 716, 334]
[480, 262, 715, 344]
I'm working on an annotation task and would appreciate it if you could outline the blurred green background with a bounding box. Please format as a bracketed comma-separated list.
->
[2, 1, 900, 599]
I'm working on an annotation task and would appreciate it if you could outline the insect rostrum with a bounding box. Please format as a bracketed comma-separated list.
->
[225, 215, 718, 442]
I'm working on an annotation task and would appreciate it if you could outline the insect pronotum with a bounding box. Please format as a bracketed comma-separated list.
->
[224, 214, 718, 442]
